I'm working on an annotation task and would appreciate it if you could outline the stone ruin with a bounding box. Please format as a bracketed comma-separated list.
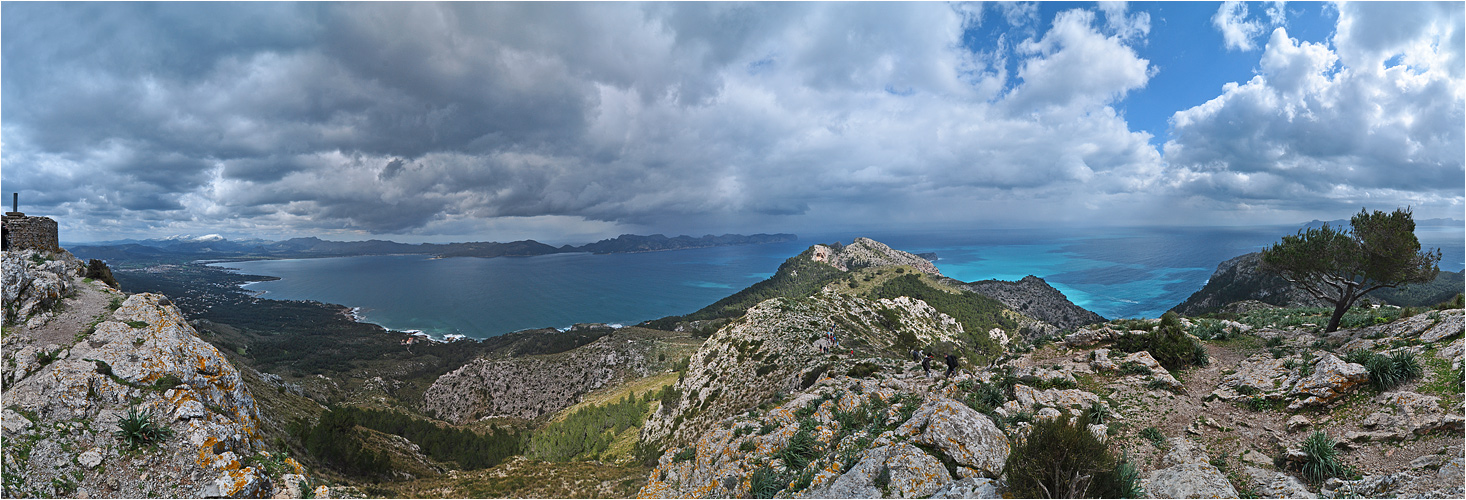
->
[2, 193, 60, 252]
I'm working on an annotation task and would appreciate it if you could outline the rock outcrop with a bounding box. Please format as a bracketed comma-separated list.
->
[3, 249, 84, 326]
[640, 291, 966, 445]
[637, 376, 1008, 499]
[809, 238, 943, 276]
[961, 275, 1105, 331]
[2, 292, 292, 498]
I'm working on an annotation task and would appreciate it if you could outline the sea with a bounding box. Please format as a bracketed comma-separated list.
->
[209, 224, 1465, 340]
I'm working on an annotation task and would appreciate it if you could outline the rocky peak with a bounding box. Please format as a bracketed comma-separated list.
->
[961, 274, 1104, 331]
[2, 291, 302, 498]
[809, 237, 943, 276]
[640, 290, 966, 446]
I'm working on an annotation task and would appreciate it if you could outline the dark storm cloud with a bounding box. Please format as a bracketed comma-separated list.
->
[1, 2, 1460, 241]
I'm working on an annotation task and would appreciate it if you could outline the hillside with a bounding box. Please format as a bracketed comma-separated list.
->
[962, 275, 1107, 331]
[1, 249, 311, 498]
[1172, 251, 1464, 316]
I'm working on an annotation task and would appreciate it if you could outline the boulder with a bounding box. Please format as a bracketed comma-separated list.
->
[1288, 354, 1368, 410]
[928, 477, 999, 499]
[1121, 351, 1183, 391]
[1243, 466, 1315, 498]
[894, 399, 1009, 477]
[1221, 353, 1294, 398]
[818, 443, 951, 499]
[1145, 463, 1239, 499]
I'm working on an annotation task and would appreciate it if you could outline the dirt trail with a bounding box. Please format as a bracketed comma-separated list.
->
[8, 279, 122, 349]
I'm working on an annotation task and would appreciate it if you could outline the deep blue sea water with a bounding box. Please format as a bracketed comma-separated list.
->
[212, 225, 1464, 339]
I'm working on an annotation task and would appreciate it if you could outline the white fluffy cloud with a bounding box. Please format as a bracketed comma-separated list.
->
[1166, 2, 1464, 215]
[1211, 0, 1287, 51]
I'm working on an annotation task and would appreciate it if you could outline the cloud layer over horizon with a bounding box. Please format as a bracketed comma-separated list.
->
[3, 2, 1462, 243]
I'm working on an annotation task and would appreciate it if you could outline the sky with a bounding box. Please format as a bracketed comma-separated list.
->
[2, 1, 1462, 245]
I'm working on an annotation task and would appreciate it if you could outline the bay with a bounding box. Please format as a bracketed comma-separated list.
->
[212, 225, 1464, 339]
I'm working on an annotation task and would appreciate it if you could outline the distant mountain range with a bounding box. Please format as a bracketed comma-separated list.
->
[70, 233, 797, 264]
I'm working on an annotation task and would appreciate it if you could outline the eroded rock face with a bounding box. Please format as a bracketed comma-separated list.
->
[422, 331, 659, 423]
[1288, 354, 1369, 410]
[2, 292, 288, 498]
[2, 249, 83, 323]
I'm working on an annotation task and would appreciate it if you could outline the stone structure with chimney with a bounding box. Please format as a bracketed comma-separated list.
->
[2, 193, 60, 252]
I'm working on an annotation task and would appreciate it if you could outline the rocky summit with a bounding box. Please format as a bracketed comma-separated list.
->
[3, 249, 304, 498]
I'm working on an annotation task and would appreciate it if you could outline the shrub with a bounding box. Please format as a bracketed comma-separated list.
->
[739, 440, 757, 452]
[1299, 431, 1345, 484]
[152, 374, 182, 390]
[84, 259, 120, 288]
[114, 406, 173, 449]
[1187, 319, 1226, 341]
[846, 362, 880, 378]
[672, 446, 697, 462]
[1113, 312, 1206, 370]
[124, 320, 149, 329]
[1004, 415, 1136, 498]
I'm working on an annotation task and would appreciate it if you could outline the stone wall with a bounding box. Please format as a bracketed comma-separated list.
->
[2, 214, 60, 252]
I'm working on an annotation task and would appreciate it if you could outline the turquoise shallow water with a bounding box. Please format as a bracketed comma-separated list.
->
[212, 225, 1464, 339]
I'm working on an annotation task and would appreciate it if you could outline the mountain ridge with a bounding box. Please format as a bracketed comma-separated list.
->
[70, 232, 798, 263]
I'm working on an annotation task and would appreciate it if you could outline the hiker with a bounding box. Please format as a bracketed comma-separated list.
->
[921, 353, 932, 378]
[944, 353, 958, 378]
[910, 348, 919, 362]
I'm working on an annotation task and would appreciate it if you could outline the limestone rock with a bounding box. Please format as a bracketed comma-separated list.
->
[820, 443, 951, 499]
[1160, 437, 1211, 468]
[1287, 415, 1312, 432]
[928, 477, 999, 499]
[1120, 351, 1183, 390]
[895, 399, 1009, 477]
[1010, 384, 1102, 413]
[1287, 354, 1367, 410]
[1243, 466, 1315, 498]
[1145, 463, 1239, 499]
[2, 292, 273, 498]
[809, 238, 943, 276]
[1419, 310, 1464, 343]
[1067, 325, 1119, 347]
[78, 448, 103, 468]
[1221, 353, 1294, 398]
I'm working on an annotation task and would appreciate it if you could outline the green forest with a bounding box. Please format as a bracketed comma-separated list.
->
[525, 393, 651, 462]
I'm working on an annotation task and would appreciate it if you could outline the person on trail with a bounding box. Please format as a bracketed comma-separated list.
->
[921, 353, 933, 378]
[944, 353, 958, 378]
[910, 348, 919, 362]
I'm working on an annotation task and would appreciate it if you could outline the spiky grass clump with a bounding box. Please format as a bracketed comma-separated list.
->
[774, 419, 819, 471]
[748, 465, 789, 499]
[114, 406, 173, 449]
[1139, 427, 1166, 448]
[1300, 431, 1345, 484]
[1351, 350, 1423, 391]
[1086, 401, 1110, 425]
